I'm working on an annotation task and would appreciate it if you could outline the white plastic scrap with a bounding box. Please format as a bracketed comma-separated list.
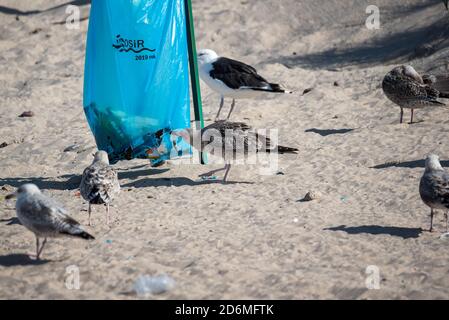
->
[133, 274, 176, 296]
[439, 232, 449, 240]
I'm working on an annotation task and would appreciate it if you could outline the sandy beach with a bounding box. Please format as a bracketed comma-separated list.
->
[2, 0, 449, 299]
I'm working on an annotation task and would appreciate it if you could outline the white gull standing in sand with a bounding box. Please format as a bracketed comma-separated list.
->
[5, 184, 95, 260]
[382, 65, 449, 123]
[172, 121, 298, 182]
[419, 154, 449, 232]
[197, 49, 292, 121]
[80, 150, 120, 226]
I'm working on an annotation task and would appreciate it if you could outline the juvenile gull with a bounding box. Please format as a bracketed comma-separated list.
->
[173, 121, 298, 182]
[80, 150, 120, 225]
[197, 49, 292, 121]
[382, 65, 449, 123]
[5, 184, 94, 260]
[419, 154, 449, 232]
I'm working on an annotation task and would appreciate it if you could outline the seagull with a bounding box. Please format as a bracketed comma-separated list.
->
[419, 154, 449, 232]
[197, 49, 292, 121]
[80, 150, 120, 226]
[172, 121, 298, 182]
[382, 65, 449, 124]
[5, 184, 94, 260]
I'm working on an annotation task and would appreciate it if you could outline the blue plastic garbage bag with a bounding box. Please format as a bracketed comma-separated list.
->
[83, 0, 191, 164]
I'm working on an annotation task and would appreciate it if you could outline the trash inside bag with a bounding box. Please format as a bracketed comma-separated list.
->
[84, 0, 192, 165]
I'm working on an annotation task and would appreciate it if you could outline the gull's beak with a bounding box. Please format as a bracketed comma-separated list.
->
[5, 193, 16, 200]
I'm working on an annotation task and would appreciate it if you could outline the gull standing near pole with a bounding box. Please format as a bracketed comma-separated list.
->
[197, 49, 292, 121]
[5, 184, 95, 260]
[172, 121, 298, 182]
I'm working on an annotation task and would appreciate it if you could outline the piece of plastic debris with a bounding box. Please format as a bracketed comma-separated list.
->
[30, 28, 42, 35]
[293, 218, 299, 223]
[133, 274, 176, 296]
[64, 144, 81, 152]
[200, 176, 218, 181]
[19, 111, 34, 118]
[440, 233, 449, 240]
[302, 88, 313, 95]
[105, 240, 113, 244]
[0, 142, 8, 148]
[340, 196, 348, 203]
[304, 190, 322, 201]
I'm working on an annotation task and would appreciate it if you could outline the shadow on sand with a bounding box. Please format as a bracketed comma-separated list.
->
[0, 168, 170, 191]
[118, 168, 169, 181]
[269, 12, 449, 69]
[122, 177, 253, 188]
[371, 159, 449, 169]
[305, 128, 354, 137]
[0, 174, 82, 191]
[325, 225, 423, 239]
[0, 254, 49, 267]
[0, 217, 21, 226]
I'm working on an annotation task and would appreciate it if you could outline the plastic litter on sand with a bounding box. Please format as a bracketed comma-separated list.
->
[133, 274, 176, 296]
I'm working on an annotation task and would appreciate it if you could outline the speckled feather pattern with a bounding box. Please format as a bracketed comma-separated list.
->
[200, 121, 298, 161]
[80, 161, 120, 206]
[382, 66, 446, 109]
[420, 168, 449, 210]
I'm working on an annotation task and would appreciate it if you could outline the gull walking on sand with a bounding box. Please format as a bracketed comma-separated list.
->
[5, 184, 95, 260]
[382, 65, 449, 124]
[80, 150, 120, 226]
[419, 154, 449, 232]
[197, 49, 292, 121]
[172, 121, 298, 182]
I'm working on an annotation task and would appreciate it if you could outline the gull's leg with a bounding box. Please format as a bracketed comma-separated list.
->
[400, 108, 404, 124]
[226, 99, 236, 120]
[215, 96, 225, 121]
[410, 109, 414, 124]
[445, 212, 448, 233]
[34, 237, 40, 260]
[37, 238, 47, 260]
[88, 203, 92, 226]
[223, 164, 232, 183]
[199, 166, 227, 178]
[106, 203, 110, 225]
[430, 208, 434, 232]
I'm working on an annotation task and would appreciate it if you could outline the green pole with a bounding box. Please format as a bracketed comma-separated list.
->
[185, 0, 206, 164]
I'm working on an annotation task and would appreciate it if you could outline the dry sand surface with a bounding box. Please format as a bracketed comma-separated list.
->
[2, 0, 449, 299]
